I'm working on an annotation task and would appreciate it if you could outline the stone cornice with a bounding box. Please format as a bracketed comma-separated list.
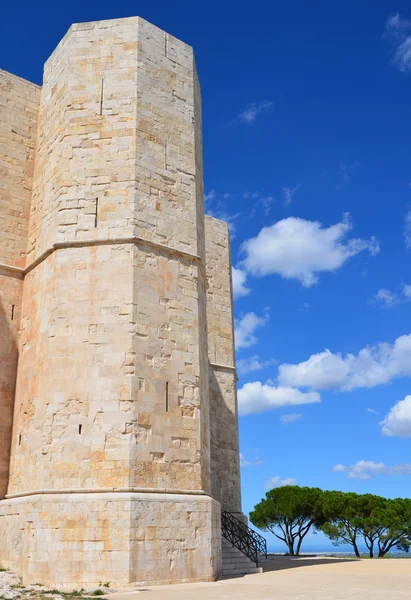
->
[5, 487, 210, 500]
[0, 236, 207, 280]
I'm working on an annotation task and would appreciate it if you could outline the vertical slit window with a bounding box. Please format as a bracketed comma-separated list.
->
[94, 198, 99, 228]
[165, 382, 169, 412]
[79, 424, 82, 435]
[11, 305, 15, 321]
[99, 79, 104, 115]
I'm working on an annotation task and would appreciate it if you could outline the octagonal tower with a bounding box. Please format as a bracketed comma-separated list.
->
[0, 17, 243, 588]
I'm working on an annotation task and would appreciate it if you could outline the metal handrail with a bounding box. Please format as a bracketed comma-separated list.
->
[221, 510, 267, 567]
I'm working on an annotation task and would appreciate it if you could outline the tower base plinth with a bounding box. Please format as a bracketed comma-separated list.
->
[0, 492, 221, 588]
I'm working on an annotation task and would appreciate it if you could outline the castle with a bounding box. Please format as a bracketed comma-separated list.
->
[0, 17, 245, 588]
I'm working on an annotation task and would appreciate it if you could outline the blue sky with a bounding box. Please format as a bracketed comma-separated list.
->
[4, 0, 411, 551]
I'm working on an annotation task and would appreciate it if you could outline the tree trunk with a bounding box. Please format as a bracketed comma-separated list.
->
[353, 541, 360, 558]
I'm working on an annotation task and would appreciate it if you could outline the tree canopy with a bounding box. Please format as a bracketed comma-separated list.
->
[250, 485, 411, 557]
[250, 485, 324, 555]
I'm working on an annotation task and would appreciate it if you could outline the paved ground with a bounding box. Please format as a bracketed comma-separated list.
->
[108, 556, 411, 599]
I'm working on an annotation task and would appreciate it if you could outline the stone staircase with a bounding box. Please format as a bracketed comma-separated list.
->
[222, 537, 263, 576]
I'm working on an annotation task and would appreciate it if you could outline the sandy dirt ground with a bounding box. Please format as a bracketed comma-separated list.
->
[2, 557, 410, 600]
[107, 556, 411, 600]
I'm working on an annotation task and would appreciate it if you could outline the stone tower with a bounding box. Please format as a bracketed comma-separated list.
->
[0, 17, 242, 588]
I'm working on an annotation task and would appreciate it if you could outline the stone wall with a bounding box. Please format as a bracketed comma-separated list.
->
[0, 70, 40, 499]
[9, 17, 210, 499]
[0, 270, 24, 499]
[0, 493, 221, 587]
[205, 216, 241, 513]
[0, 70, 40, 268]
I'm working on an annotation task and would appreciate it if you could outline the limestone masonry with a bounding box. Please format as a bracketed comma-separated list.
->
[0, 17, 243, 588]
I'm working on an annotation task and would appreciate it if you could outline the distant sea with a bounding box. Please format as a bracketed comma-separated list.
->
[267, 546, 411, 558]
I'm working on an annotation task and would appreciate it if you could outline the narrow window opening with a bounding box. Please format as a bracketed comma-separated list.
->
[79, 424, 82, 435]
[11, 305, 15, 321]
[99, 79, 104, 115]
[94, 198, 99, 228]
[18, 434, 21, 446]
[165, 382, 169, 412]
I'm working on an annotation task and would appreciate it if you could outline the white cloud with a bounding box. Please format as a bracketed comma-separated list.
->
[204, 190, 215, 205]
[232, 267, 251, 300]
[405, 210, 411, 249]
[370, 284, 411, 307]
[389, 464, 411, 475]
[278, 333, 411, 392]
[367, 408, 379, 415]
[280, 413, 303, 424]
[243, 190, 276, 216]
[282, 184, 300, 207]
[381, 395, 411, 437]
[240, 215, 379, 287]
[403, 283, 411, 298]
[265, 476, 297, 489]
[333, 459, 411, 479]
[238, 381, 320, 416]
[237, 101, 273, 124]
[333, 460, 387, 480]
[237, 355, 277, 376]
[371, 288, 399, 308]
[332, 464, 348, 473]
[384, 14, 411, 73]
[239, 452, 263, 467]
[235, 311, 268, 351]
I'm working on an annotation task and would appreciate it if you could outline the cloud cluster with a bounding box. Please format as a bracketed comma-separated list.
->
[232, 267, 250, 299]
[370, 283, 411, 308]
[238, 381, 320, 416]
[240, 215, 379, 287]
[231, 214, 377, 300]
[333, 460, 411, 480]
[371, 288, 400, 308]
[282, 185, 300, 207]
[237, 355, 277, 376]
[237, 101, 273, 124]
[381, 395, 411, 437]
[265, 476, 297, 489]
[278, 333, 411, 391]
[239, 452, 264, 467]
[235, 311, 268, 351]
[384, 14, 411, 73]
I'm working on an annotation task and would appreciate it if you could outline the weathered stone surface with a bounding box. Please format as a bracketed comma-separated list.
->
[205, 217, 241, 514]
[0, 70, 40, 499]
[0, 70, 40, 268]
[0, 493, 221, 587]
[0, 16, 241, 588]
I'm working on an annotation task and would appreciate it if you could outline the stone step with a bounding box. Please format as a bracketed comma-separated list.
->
[223, 560, 256, 569]
[221, 536, 264, 576]
[223, 551, 256, 559]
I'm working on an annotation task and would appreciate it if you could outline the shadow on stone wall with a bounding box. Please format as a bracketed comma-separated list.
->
[0, 274, 20, 499]
[208, 361, 241, 514]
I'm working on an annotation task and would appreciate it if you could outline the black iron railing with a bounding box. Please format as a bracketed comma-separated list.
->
[221, 510, 267, 567]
